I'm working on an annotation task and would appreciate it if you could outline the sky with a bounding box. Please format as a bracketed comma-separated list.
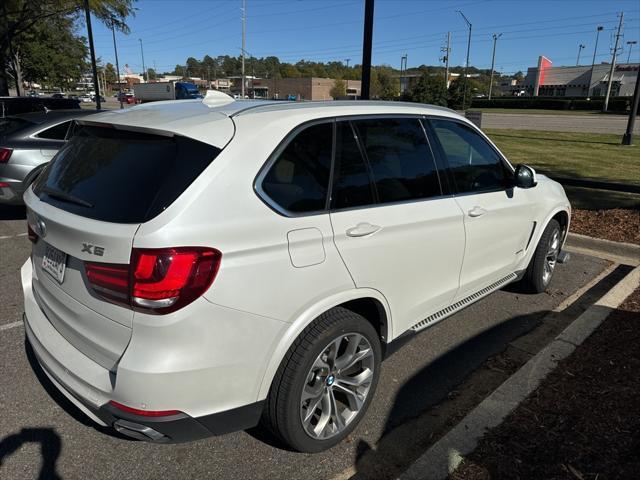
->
[87, 0, 640, 77]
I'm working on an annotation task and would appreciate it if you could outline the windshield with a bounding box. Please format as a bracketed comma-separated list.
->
[33, 125, 221, 223]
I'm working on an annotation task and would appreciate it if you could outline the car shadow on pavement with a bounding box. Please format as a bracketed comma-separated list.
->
[23, 339, 131, 442]
[0, 427, 62, 480]
[350, 265, 633, 479]
[0, 205, 26, 220]
[350, 308, 550, 480]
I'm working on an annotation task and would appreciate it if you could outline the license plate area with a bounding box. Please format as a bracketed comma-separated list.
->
[42, 243, 67, 284]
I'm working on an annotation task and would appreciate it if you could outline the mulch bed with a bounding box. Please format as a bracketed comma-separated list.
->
[570, 209, 640, 245]
[451, 287, 640, 480]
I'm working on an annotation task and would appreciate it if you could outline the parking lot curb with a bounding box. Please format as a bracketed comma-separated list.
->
[565, 232, 640, 266]
[398, 264, 640, 480]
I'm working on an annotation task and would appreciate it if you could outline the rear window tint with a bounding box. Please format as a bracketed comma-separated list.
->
[33, 126, 220, 223]
[0, 117, 33, 136]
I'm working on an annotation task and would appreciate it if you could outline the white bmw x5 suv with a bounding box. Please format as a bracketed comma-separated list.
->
[22, 94, 570, 452]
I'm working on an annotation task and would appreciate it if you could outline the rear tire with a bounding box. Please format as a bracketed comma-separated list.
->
[262, 307, 381, 453]
[522, 219, 561, 293]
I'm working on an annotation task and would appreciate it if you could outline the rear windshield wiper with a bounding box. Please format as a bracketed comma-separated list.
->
[41, 186, 94, 208]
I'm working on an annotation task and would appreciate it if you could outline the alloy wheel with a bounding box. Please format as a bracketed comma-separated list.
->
[299, 333, 375, 440]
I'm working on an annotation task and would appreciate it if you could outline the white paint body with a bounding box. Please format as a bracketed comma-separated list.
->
[21, 99, 571, 429]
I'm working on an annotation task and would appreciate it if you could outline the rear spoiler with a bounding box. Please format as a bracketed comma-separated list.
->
[73, 119, 176, 138]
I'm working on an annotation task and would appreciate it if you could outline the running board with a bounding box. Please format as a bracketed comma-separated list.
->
[410, 272, 518, 333]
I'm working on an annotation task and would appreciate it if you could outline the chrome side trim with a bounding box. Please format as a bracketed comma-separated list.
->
[410, 272, 518, 333]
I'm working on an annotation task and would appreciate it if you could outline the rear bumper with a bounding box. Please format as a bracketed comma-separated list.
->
[25, 313, 265, 443]
[21, 258, 275, 443]
[26, 324, 264, 442]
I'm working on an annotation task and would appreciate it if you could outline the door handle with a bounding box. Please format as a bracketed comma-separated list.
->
[468, 206, 487, 218]
[346, 222, 381, 237]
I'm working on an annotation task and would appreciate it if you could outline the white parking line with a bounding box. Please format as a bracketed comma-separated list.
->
[0, 232, 27, 240]
[1, 320, 24, 331]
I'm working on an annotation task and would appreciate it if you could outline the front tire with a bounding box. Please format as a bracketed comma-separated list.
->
[522, 219, 561, 293]
[263, 307, 381, 452]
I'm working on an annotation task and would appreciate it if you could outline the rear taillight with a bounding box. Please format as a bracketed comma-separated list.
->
[0, 148, 12, 163]
[85, 262, 130, 304]
[85, 247, 221, 314]
[27, 223, 38, 243]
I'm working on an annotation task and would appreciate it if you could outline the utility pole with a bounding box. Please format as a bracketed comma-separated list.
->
[241, 0, 246, 99]
[138, 38, 146, 82]
[457, 10, 472, 110]
[576, 44, 585, 66]
[399, 54, 407, 96]
[627, 41, 637, 63]
[361, 0, 375, 100]
[345, 58, 350, 95]
[83, 0, 101, 110]
[488, 33, 501, 100]
[622, 63, 639, 145]
[604, 12, 624, 112]
[111, 22, 123, 109]
[589, 26, 603, 97]
[441, 32, 451, 95]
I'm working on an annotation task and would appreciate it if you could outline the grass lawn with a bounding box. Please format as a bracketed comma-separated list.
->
[470, 108, 610, 116]
[484, 129, 640, 186]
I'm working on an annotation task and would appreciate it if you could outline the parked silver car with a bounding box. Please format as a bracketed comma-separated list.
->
[0, 109, 99, 205]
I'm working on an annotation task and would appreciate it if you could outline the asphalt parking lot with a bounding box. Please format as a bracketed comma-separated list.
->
[0, 205, 611, 480]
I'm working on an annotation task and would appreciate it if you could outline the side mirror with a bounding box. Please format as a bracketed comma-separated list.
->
[514, 164, 537, 189]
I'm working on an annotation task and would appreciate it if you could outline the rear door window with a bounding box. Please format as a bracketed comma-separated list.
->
[33, 126, 220, 223]
[352, 118, 442, 204]
[260, 122, 332, 214]
[332, 121, 375, 209]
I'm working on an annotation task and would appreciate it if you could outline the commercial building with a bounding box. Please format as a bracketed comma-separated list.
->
[523, 56, 639, 97]
[228, 77, 361, 100]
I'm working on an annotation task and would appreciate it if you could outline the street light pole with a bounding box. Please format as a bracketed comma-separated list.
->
[576, 44, 585, 66]
[83, 0, 101, 110]
[604, 12, 624, 112]
[138, 38, 146, 82]
[457, 10, 472, 110]
[488, 33, 501, 100]
[111, 23, 123, 109]
[589, 26, 603, 97]
[627, 41, 637, 64]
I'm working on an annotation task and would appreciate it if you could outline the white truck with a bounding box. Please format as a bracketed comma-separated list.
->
[134, 82, 203, 103]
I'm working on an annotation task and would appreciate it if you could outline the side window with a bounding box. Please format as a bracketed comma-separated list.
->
[352, 118, 441, 204]
[261, 122, 332, 213]
[430, 119, 512, 193]
[332, 121, 375, 209]
[36, 121, 71, 140]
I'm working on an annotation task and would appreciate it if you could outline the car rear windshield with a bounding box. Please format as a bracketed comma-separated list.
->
[0, 117, 33, 136]
[32, 125, 220, 223]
